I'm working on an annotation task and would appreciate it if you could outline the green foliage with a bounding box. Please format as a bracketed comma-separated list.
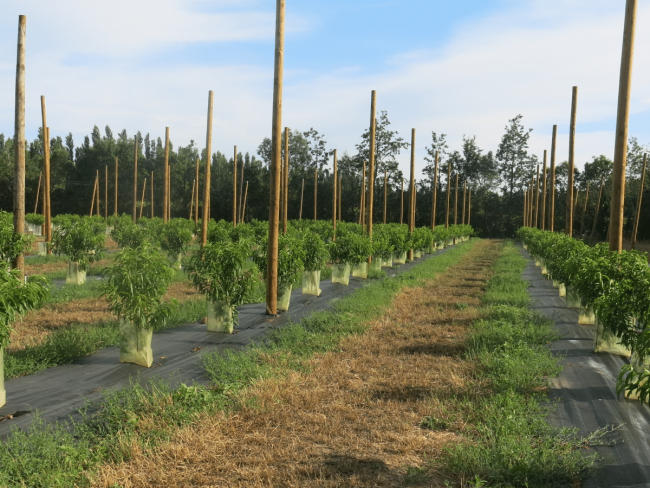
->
[0, 264, 49, 347]
[50, 217, 105, 269]
[102, 243, 176, 330]
[329, 232, 372, 265]
[0, 211, 34, 262]
[301, 231, 329, 271]
[255, 233, 305, 287]
[110, 220, 148, 249]
[187, 240, 259, 308]
[25, 213, 45, 226]
[160, 218, 194, 259]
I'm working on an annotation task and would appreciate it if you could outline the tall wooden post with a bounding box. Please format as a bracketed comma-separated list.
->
[523, 189, 527, 227]
[114, 157, 118, 216]
[445, 162, 451, 228]
[610, 0, 637, 251]
[90, 175, 98, 216]
[534, 165, 540, 228]
[468, 188, 472, 226]
[242, 181, 249, 222]
[461, 180, 467, 225]
[566, 87, 578, 236]
[431, 151, 438, 230]
[383, 169, 387, 224]
[239, 159, 245, 223]
[360, 162, 366, 226]
[189, 180, 195, 220]
[299, 178, 304, 220]
[132, 136, 138, 222]
[13, 15, 26, 278]
[34, 171, 42, 214]
[591, 177, 605, 239]
[632, 154, 647, 249]
[283, 128, 289, 232]
[541, 150, 548, 231]
[163, 128, 170, 222]
[339, 175, 342, 222]
[194, 158, 199, 227]
[96, 170, 100, 217]
[408, 128, 416, 260]
[150, 171, 154, 219]
[453, 173, 459, 225]
[168, 158, 172, 219]
[40, 97, 51, 253]
[579, 182, 591, 237]
[400, 177, 404, 225]
[549, 125, 557, 231]
[333, 149, 338, 239]
[104, 165, 108, 219]
[266, 0, 284, 315]
[367, 90, 377, 239]
[201, 91, 214, 248]
[313, 167, 318, 221]
[233, 145, 238, 227]
[139, 178, 147, 219]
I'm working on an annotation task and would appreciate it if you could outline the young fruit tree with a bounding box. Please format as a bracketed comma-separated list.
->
[160, 218, 194, 268]
[102, 243, 176, 367]
[301, 230, 329, 296]
[255, 234, 305, 311]
[50, 217, 106, 284]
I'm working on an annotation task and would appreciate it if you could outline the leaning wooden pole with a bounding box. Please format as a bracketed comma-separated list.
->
[299, 178, 304, 220]
[445, 162, 451, 228]
[408, 128, 416, 260]
[339, 175, 342, 222]
[541, 150, 548, 231]
[34, 171, 42, 214]
[13, 15, 26, 278]
[189, 179, 195, 220]
[283, 128, 289, 232]
[461, 180, 467, 225]
[359, 162, 366, 226]
[201, 90, 214, 248]
[333, 150, 338, 239]
[431, 151, 438, 229]
[114, 157, 118, 216]
[90, 174, 98, 216]
[150, 171, 154, 219]
[383, 169, 387, 224]
[194, 158, 199, 227]
[567, 87, 578, 236]
[132, 136, 138, 222]
[591, 177, 605, 239]
[96, 170, 100, 217]
[266, 0, 285, 315]
[40, 97, 51, 252]
[233, 145, 238, 227]
[631, 154, 647, 250]
[367, 90, 377, 239]
[549, 125, 557, 231]
[104, 165, 108, 220]
[453, 173, 459, 225]
[579, 182, 591, 237]
[468, 188, 472, 226]
[139, 177, 147, 219]
[610, 0, 638, 252]
[313, 167, 318, 221]
[534, 164, 540, 228]
[238, 159, 245, 223]
[242, 181, 249, 222]
[163, 127, 170, 222]
[400, 177, 404, 225]
[523, 189, 528, 227]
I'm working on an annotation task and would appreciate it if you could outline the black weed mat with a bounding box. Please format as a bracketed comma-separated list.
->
[0, 248, 450, 438]
[522, 247, 650, 488]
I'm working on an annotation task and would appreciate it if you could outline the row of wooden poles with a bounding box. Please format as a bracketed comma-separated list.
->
[8, 0, 640, 317]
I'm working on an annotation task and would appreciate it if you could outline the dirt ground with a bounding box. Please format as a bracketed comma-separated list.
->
[94, 240, 502, 488]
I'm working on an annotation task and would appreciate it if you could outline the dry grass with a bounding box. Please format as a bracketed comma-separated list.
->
[8, 281, 201, 352]
[94, 240, 502, 488]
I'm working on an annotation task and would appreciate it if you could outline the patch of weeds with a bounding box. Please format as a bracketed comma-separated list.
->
[420, 415, 449, 430]
[404, 465, 429, 485]
[47, 279, 105, 304]
[455, 302, 469, 310]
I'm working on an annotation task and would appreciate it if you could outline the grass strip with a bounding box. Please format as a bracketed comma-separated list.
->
[0, 241, 476, 488]
[430, 241, 603, 487]
[4, 299, 206, 379]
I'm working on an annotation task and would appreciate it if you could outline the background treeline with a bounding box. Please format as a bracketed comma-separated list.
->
[0, 113, 648, 239]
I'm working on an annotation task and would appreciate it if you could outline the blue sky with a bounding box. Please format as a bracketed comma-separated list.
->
[1, 0, 649, 178]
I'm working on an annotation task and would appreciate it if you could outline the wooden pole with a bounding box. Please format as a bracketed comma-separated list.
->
[132, 136, 138, 222]
[150, 171, 154, 219]
[238, 159, 245, 223]
[591, 177, 605, 239]
[189, 179, 195, 220]
[333, 149, 338, 239]
[266, 0, 285, 315]
[367, 90, 377, 239]
[313, 167, 318, 221]
[40, 97, 51, 253]
[383, 169, 387, 224]
[361, 161, 366, 227]
[400, 177, 404, 225]
[454, 173, 459, 225]
[233, 145, 238, 227]
[194, 158, 199, 227]
[408, 128, 416, 260]
[566, 86, 578, 236]
[549, 125, 557, 231]
[34, 171, 42, 214]
[523, 188, 527, 227]
[445, 162, 451, 228]
[339, 175, 342, 222]
[541, 150, 548, 231]
[431, 151, 438, 230]
[299, 178, 304, 220]
[139, 177, 146, 219]
[104, 165, 108, 220]
[468, 188, 472, 226]
[461, 180, 467, 225]
[631, 154, 647, 249]
[530, 178, 535, 226]
[90, 175, 97, 216]
[201, 90, 214, 248]
[163, 128, 170, 222]
[579, 182, 591, 237]
[114, 157, 118, 216]
[283, 128, 289, 232]
[610, 0, 638, 252]
[534, 164, 540, 228]
[14, 8, 27, 276]
[96, 169, 100, 217]
[242, 181, 249, 222]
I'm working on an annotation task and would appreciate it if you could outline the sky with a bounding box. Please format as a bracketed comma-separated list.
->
[1, 0, 649, 180]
